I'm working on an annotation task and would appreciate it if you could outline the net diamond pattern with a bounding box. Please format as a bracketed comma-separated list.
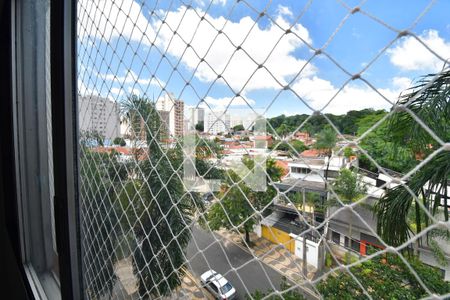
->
[77, 1, 450, 299]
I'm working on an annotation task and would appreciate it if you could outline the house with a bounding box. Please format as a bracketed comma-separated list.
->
[293, 131, 314, 146]
[288, 155, 349, 183]
[252, 135, 273, 149]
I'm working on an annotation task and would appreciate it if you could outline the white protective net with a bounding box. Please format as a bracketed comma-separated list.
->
[77, 0, 450, 299]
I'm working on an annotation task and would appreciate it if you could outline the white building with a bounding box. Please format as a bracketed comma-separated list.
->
[205, 111, 231, 135]
[156, 93, 184, 137]
[78, 95, 120, 140]
[185, 106, 205, 131]
[288, 156, 349, 183]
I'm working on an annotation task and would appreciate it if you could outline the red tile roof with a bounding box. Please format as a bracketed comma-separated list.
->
[254, 135, 273, 140]
[300, 149, 322, 157]
[275, 160, 289, 178]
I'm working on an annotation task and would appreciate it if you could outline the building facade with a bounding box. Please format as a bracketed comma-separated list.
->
[78, 95, 120, 140]
[156, 93, 185, 137]
[205, 111, 231, 135]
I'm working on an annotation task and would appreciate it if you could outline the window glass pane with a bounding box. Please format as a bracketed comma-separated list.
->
[75, 0, 450, 299]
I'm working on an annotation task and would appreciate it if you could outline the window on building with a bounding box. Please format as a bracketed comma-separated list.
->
[292, 167, 312, 174]
[331, 231, 340, 244]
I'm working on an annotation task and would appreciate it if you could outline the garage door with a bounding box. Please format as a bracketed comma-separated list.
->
[261, 225, 294, 253]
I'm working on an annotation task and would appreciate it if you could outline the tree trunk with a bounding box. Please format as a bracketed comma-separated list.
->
[245, 228, 251, 244]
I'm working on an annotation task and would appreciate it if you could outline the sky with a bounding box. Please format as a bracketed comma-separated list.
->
[77, 0, 450, 117]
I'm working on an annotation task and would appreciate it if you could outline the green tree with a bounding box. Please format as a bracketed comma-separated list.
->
[317, 253, 450, 299]
[196, 136, 222, 159]
[343, 147, 354, 159]
[119, 94, 203, 297]
[276, 123, 291, 138]
[208, 158, 282, 243]
[290, 140, 307, 155]
[314, 127, 337, 184]
[80, 148, 128, 299]
[375, 69, 450, 248]
[121, 94, 162, 154]
[131, 153, 202, 297]
[233, 124, 245, 131]
[195, 121, 204, 132]
[357, 112, 416, 173]
[331, 169, 367, 263]
[113, 136, 126, 146]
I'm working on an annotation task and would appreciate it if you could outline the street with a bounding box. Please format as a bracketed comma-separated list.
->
[186, 225, 307, 299]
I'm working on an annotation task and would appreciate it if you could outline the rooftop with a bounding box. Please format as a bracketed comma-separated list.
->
[274, 177, 327, 193]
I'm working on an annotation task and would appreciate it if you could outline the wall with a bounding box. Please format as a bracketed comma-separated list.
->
[292, 235, 320, 269]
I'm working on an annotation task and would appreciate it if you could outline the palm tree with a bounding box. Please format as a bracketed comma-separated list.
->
[119, 94, 204, 297]
[314, 127, 337, 186]
[121, 94, 162, 157]
[375, 68, 450, 248]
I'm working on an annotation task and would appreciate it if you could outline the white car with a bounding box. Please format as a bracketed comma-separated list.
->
[200, 270, 237, 300]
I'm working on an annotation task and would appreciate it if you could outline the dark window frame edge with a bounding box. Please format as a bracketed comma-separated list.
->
[50, 0, 84, 298]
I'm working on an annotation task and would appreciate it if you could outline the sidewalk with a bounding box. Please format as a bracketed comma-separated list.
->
[216, 229, 317, 282]
[114, 258, 212, 300]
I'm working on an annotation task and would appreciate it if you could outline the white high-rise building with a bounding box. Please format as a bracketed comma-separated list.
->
[156, 93, 185, 137]
[78, 95, 120, 140]
[230, 115, 243, 129]
[186, 106, 205, 131]
[205, 111, 231, 135]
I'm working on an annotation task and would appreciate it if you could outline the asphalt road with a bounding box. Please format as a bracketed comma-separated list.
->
[186, 225, 310, 300]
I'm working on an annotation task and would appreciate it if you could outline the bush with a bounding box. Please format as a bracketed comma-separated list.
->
[325, 252, 333, 268]
[113, 136, 126, 146]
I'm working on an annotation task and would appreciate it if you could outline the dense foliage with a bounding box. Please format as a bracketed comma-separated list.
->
[376, 69, 450, 247]
[268, 109, 387, 136]
[80, 148, 127, 299]
[208, 157, 282, 243]
[317, 254, 450, 299]
[117, 95, 205, 297]
[113, 136, 126, 146]
[270, 139, 308, 156]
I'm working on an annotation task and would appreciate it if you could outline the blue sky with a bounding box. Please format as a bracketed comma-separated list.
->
[78, 0, 450, 117]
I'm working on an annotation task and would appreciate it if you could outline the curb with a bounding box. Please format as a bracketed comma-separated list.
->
[214, 231, 320, 300]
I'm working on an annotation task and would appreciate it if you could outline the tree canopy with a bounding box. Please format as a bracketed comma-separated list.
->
[317, 253, 450, 299]
[207, 157, 283, 243]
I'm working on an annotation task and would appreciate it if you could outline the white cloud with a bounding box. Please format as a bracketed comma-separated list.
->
[78, 0, 155, 45]
[101, 70, 164, 88]
[127, 86, 141, 96]
[154, 6, 314, 92]
[204, 95, 256, 109]
[110, 87, 123, 96]
[213, 0, 227, 6]
[392, 76, 412, 90]
[277, 5, 293, 17]
[291, 76, 407, 114]
[387, 29, 450, 72]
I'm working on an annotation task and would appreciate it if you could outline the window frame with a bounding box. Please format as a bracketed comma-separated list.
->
[10, 0, 83, 298]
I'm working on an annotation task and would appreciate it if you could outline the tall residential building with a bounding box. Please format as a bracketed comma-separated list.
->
[78, 95, 120, 139]
[186, 106, 205, 131]
[205, 111, 231, 135]
[156, 93, 185, 137]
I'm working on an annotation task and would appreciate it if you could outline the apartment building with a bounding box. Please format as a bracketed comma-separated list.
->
[205, 111, 231, 135]
[156, 93, 185, 137]
[78, 95, 120, 140]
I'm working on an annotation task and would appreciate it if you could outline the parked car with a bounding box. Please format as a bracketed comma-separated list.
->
[200, 270, 236, 300]
[202, 192, 215, 203]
